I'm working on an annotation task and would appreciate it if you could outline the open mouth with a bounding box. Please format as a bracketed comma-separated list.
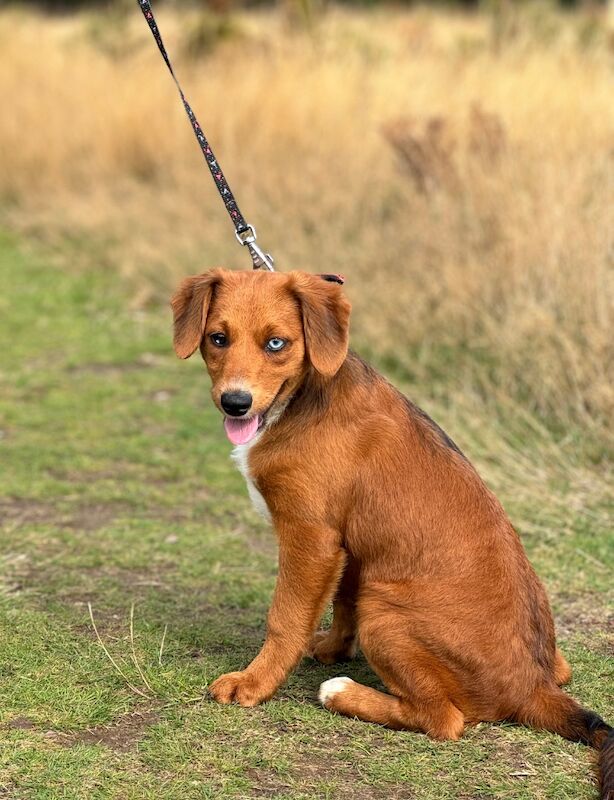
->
[221, 382, 287, 446]
[223, 413, 265, 446]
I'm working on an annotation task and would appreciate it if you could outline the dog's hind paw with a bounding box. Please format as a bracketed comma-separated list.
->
[309, 630, 357, 665]
[318, 676, 354, 706]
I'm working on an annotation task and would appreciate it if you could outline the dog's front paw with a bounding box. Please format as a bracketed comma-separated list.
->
[209, 671, 273, 707]
[309, 630, 357, 665]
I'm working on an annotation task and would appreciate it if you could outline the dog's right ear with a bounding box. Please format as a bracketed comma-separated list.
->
[170, 270, 222, 359]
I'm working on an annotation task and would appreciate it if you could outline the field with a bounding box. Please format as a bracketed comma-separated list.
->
[0, 2, 613, 799]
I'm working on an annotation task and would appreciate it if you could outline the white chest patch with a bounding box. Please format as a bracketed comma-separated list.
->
[231, 441, 271, 523]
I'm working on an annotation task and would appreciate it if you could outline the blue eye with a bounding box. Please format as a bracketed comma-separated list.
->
[210, 332, 228, 347]
[266, 337, 286, 352]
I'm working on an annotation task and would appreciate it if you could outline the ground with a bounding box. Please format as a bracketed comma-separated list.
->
[0, 233, 612, 800]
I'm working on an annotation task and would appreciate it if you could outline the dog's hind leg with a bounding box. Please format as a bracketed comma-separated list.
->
[318, 604, 465, 740]
[319, 677, 465, 740]
[310, 555, 360, 665]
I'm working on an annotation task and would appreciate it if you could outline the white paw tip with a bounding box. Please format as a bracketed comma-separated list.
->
[318, 676, 354, 705]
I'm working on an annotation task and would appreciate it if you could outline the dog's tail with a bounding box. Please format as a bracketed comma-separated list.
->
[517, 686, 613, 799]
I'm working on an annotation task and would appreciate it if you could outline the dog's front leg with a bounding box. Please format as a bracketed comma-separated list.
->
[209, 522, 344, 707]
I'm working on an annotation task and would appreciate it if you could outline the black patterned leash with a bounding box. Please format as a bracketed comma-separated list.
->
[137, 0, 275, 271]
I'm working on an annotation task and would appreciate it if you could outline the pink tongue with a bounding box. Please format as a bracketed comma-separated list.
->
[223, 415, 261, 445]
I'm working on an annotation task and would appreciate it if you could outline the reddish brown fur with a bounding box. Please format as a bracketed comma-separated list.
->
[171, 268, 612, 798]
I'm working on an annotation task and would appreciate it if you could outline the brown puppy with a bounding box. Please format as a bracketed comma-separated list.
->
[171, 268, 613, 798]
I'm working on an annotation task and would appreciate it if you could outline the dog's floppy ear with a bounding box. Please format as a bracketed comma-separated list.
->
[170, 269, 223, 359]
[291, 272, 351, 378]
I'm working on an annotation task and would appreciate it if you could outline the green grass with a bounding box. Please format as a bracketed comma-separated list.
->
[0, 233, 612, 800]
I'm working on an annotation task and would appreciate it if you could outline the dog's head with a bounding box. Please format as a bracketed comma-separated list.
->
[170, 269, 351, 445]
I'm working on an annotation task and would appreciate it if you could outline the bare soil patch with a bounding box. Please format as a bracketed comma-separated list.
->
[64, 502, 134, 532]
[5, 716, 36, 731]
[0, 498, 57, 527]
[4, 710, 160, 753]
[52, 710, 160, 752]
[66, 353, 170, 376]
[248, 731, 411, 800]
[0, 497, 133, 533]
[554, 593, 614, 642]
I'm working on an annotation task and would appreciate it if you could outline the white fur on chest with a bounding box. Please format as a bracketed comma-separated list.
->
[231, 441, 271, 522]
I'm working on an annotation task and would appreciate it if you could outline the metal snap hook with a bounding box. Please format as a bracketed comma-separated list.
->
[235, 225, 275, 271]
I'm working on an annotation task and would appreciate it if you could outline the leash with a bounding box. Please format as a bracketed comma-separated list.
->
[137, 0, 275, 272]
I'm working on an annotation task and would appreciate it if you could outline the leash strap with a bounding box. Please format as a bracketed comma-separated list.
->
[138, 0, 274, 271]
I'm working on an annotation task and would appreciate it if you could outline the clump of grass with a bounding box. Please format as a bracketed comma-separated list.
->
[88, 603, 208, 706]
[182, 10, 243, 59]
[379, 102, 613, 441]
[88, 602, 154, 700]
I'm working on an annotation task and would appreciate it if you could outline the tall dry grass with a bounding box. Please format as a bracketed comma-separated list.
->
[1, 3, 612, 453]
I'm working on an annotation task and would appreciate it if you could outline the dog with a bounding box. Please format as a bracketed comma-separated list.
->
[171, 267, 613, 798]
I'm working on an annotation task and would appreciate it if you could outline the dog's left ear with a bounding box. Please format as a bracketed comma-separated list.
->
[170, 269, 223, 359]
[290, 272, 351, 378]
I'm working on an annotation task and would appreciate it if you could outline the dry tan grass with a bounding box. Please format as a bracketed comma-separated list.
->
[1, 3, 612, 444]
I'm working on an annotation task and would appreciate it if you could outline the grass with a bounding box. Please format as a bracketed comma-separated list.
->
[0, 2, 613, 442]
[0, 231, 612, 800]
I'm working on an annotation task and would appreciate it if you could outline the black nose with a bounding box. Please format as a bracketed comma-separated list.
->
[220, 390, 253, 417]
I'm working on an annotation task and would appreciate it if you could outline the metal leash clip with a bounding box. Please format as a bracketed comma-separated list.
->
[235, 225, 275, 272]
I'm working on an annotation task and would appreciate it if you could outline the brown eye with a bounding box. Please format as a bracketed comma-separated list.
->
[210, 332, 228, 348]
